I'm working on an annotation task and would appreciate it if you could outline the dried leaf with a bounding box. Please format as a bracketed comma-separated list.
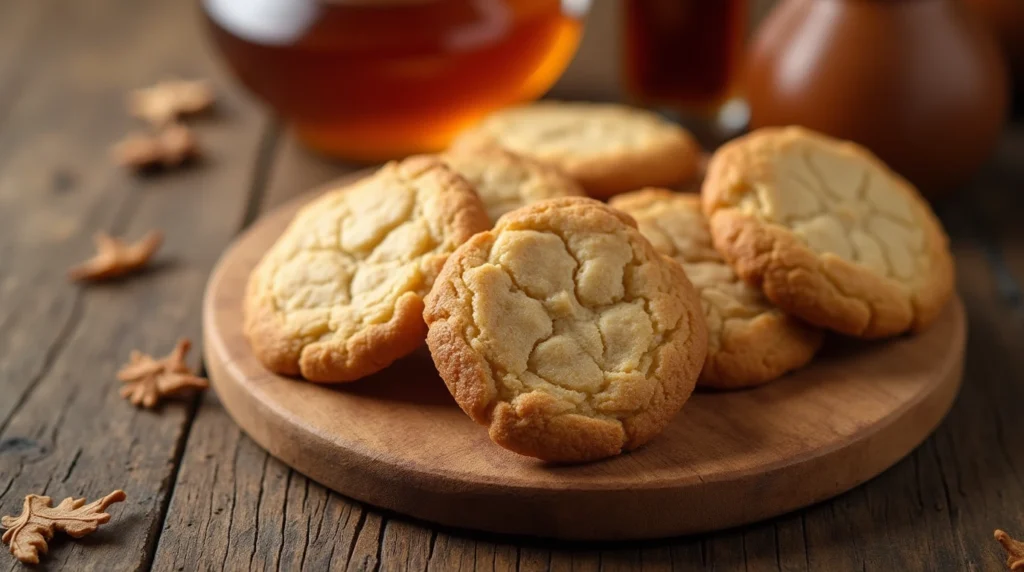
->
[67, 230, 163, 282]
[118, 338, 208, 408]
[112, 123, 199, 171]
[1, 490, 126, 565]
[996, 530, 1024, 570]
[129, 79, 214, 126]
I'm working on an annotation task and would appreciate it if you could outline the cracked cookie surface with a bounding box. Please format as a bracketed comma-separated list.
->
[452, 102, 702, 199]
[611, 189, 822, 388]
[702, 127, 955, 338]
[245, 156, 489, 382]
[423, 197, 707, 462]
[443, 143, 584, 224]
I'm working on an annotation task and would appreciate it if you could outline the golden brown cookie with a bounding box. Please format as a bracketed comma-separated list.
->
[611, 189, 822, 389]
[423, 197, 708, 462]
[702, 127, 955, 338]
[245, 156, 490, 382]
[442, 143, 585, 223]
[452, 102, 702, 199]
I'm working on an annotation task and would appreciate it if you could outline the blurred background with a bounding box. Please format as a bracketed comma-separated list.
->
[204, 0, 1022, 195]
[552, 0, 776, 105]
[551, 0, 1019, 194]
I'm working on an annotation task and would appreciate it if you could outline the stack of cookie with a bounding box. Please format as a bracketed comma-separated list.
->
[243, 102, 955, 465]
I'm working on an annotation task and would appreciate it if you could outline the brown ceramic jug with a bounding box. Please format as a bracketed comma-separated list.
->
[747, 0, 1009, 195]
[966, 0, 1024, 109]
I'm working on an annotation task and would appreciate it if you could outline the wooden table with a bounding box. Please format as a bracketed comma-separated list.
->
[0, 1, 1021, 570]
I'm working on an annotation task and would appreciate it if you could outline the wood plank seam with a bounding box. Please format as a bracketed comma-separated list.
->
[931, 441, 966, 558]
[374, 514, 388, 571]
[0, 183, 148, 436]
[0, 291, 85, 438]
[345, 510, 370, 569]
[140, 361, 211, 570]
[218, 398, 243, 572]
[142, 121, 280, 570]
[275, 470, 294, 569]
[239, 121, 284, 230]
[247, 452, 271, 570]
[138, 392, 203, 572]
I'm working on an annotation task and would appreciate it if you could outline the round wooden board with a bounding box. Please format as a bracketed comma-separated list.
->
[203, 180, 966, 541]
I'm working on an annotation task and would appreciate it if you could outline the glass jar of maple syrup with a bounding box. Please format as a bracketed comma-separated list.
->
[202, 0, 587, 161]
[623, 0, 748, 140]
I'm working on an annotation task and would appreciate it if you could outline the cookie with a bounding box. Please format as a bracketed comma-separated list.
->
[244, 156, 490, 382]
[452, 102, 702, 199]
[702, 127, 955, 338]
[423, 197, 707, 462]
[610, 189, 822, 389]
[442, 143, 585, 223]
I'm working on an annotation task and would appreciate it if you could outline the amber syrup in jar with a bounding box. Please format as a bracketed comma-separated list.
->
[204, 0, 583, 161]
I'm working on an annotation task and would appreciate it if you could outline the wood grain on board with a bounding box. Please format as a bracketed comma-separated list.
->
[200, 177, 965, 540]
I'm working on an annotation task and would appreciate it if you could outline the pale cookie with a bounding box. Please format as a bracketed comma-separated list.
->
[245, 156, 489, 382]
[442, 143, 585, 224]
[452, 102, 702, 199]
[611, 189, 822, 389]
[424, 197, 707, 462]
[702, 127, 955, 338]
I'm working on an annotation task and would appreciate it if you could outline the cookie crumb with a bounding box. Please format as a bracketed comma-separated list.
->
[118, 338, 208, 408]
[1, 490, 126, 565]
[996, 530, 1024, 570]
[67, 230, 163, 282]
[111, 123, 199, 171]
[129, 79, 214, 126]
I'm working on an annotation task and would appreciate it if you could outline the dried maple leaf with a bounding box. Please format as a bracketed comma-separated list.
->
[111, 123, 199, 171]
[996, 530, 1024, 570]
[1, 490, 126, 565]
[118, 338, 208, 408]
[67, 230, 163, 282]
[129, 79, 214, 126]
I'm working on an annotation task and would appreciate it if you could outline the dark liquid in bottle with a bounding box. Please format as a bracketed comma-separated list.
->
[624, 0, 747, 111]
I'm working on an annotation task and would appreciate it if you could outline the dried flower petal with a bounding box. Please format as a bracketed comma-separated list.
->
[67, 230, 163, 282]
[112, 124, 198, 171]
[1, 490, 126, 565]
[129, 79, 214, 126]
[996, 530, 1024, 570]
[118, 339, 208, 408]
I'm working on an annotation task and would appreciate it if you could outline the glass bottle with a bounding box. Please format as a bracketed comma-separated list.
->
[622, 0, 749, 140]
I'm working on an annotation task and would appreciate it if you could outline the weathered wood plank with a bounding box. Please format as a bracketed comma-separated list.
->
[0, 0, 269, 569]
[0, 0, 56, 120]
[926, 185, 1024, 570]
[149, 136, 365, 572]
